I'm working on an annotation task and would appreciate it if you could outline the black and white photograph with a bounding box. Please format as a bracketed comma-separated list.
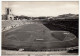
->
[1, 1, 79, 56]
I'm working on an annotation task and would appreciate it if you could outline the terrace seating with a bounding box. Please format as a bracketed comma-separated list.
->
[2, 20, 25, 31]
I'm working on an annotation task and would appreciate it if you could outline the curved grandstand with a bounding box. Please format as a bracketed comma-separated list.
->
[2, 20, 78, 51]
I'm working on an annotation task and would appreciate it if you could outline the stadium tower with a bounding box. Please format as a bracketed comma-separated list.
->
[6, 8, 14, 20]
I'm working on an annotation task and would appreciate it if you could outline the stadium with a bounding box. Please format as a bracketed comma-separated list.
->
[2, 4, 78, 55]
[2, 19, 78, 52]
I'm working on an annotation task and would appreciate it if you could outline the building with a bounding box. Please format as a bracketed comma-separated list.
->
[6, 8, 14, 20]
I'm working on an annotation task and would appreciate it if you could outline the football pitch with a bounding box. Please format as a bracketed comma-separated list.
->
[2, 23, 78, 51]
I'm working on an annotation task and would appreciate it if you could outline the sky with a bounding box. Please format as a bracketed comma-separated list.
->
[2, 1, 79, 17]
